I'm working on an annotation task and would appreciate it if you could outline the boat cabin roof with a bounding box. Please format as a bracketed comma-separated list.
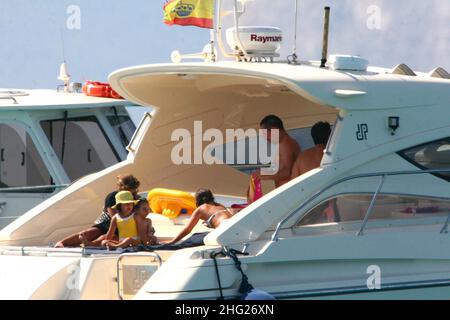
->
[110, 61, 450, 113]
[0, 89, 134, 110]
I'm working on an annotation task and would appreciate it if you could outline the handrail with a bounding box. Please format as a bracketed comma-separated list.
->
[0, 96, 18, 104]
[0, 91, 29, 105]
[126, 112, 151, 153]
[271, 168, 450, 242]
[0, 90, 29, 96]
[0, 246, 85, 256]
[0, 184, 69, 193]
[116, 252, 162, 300]
[356, 175, 386, 236]
[440, 213, 450, 234]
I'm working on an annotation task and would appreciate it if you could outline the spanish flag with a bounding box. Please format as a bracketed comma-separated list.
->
[163, 0, 215, 29]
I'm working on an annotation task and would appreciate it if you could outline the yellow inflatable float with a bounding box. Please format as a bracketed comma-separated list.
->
[147, 188, 197, 219]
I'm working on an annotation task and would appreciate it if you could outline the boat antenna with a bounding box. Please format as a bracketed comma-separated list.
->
[288, 0, 300, 64]
[57, 28, 72, 92]
[320, 6, 331, 68]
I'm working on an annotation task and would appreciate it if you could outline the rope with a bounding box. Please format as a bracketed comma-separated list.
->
[210, 250, 225, 300]
[210, 247, 251, 300]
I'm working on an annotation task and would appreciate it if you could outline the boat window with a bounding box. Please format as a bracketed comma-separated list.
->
[41, 116, 120, 181]
[287, 127, 315, 151]
[297, 194, 450, 226]
[106, 110, 136, 149]
[324, 116, 340, 156]
[211, 127, 315, 175]
[399, 138, 450, 181]
[0, 123, 53, 193]
[288, 124, 335, 154]
[208, 134, 273, 175]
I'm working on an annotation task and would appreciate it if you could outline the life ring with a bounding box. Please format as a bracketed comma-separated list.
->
[82, 81, 123, 99]
[147, 188, 196, 219]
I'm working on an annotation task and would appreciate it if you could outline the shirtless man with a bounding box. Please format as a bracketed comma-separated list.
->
[290, 121, 331, 179]
[253, 115, 301, 188]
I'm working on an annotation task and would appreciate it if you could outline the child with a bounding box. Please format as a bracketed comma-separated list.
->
[101, 191, 141, 250]
[134, 199, 158, 245]
[55, 174, 141, 248]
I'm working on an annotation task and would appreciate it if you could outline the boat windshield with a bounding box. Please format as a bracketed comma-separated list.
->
[41, 116, 120, 181]
[106, 113, 136, 149]
[399, 137, 450, 182]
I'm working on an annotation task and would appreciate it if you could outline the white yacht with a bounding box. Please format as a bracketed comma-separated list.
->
[0, 3, 449, 300]
[0, 87, 139, 230]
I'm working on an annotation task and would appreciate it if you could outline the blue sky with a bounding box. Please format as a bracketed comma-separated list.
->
[0, 1, 448, 122]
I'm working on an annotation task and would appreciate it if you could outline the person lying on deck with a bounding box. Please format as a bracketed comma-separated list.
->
[125, 188, 233, 252]
[165, 188, 233, 246]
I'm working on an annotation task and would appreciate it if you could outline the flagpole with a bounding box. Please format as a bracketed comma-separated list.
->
[215, 0, 234, 58]
[210, 29, 216, 61]
[233, 0, 248, 58]
[209, 0, 216, 61]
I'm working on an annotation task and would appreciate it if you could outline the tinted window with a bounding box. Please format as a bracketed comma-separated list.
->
[287, 127, 315, 151]
[297, 194, 450, 226]
[106, 113, 136, 149]
[207, 132, 273, 175]
[399, 138, 450, 181]
[41, 116, 120, 181]
[0, 123, 53, 192]
[211, 127, 313, 175]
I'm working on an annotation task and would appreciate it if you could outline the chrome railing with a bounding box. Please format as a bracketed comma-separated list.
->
[0, 90, 29, 104]
[126, 112, 152, 153]
[271, 168, 450, 242]
[0, 96, 18, 104]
